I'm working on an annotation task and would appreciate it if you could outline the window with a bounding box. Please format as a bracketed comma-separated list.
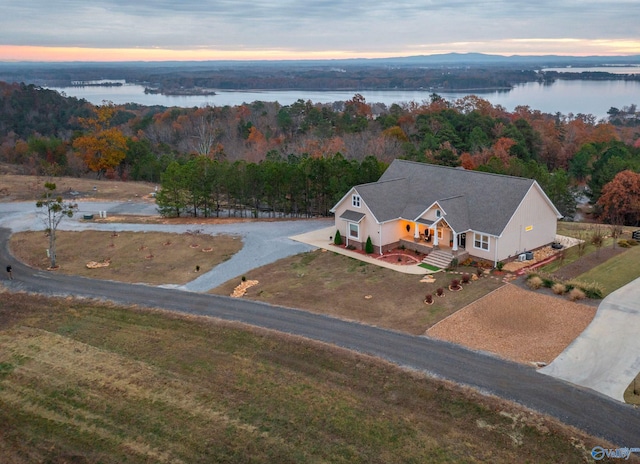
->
[474, 233, 489, 251]
[349, 223, 359, 239]
[436, 209, 441, 218]
[352, 194, 361, 208]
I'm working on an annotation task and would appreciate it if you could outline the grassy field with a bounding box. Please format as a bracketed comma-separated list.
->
[573, 244, 640, 296]
[0, 290, 608, 463]
[544, 222, 640, 300]
[10, 230, 242, 285]
[212, 249, 505, 335]
[541, 222, 620, 274]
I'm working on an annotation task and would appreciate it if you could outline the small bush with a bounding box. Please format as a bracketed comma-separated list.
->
[476, 267, 483, 277]
[450, 279, 461, 290]
[628, 239, 639, 246]
[527, 276, 544, 290]
[448, 257, 459, 270]
[567, 288, 586, 301]
[241, 275, 246, 282]
[461, 273, 470, 284]
[496, 261, 504, 271]
[334, 230, 343, 245]
[365, 236, 374, 254]
[436, 287, 445, 297]
[552, 283, 566, 295]
[424, 294, 433, 304]
[618, 239, 631, 248]
[542, 277, 555, 288]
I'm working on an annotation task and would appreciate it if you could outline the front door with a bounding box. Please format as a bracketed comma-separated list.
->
[458, 233, 466, 249]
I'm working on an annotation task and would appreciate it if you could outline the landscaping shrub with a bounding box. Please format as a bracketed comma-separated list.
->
[424, 294, 433, 304]
[334, 230, 343, 245]
[568, 288, 586, 301]
[365, 236, 374, 254]
[566, 280, 605, 299]
[495, 261, 504, 271]
[450, 279, 461, 290]
[448, 257, 459, 270]
[527, 276, 544, 290]
[628, 239, 639, 246]
[618, 239, 631, 248]
[436, 287, 445, 297]
[476, 267, 483, 278]
[552, 283, 566, 295]
[541, 276, 555, 288]
[461, 273, 470, 284]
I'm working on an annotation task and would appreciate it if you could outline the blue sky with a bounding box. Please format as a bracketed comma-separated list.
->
[1, 0, 639, 61]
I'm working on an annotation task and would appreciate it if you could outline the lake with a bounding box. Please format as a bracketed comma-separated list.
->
[50, 77, 640, 120]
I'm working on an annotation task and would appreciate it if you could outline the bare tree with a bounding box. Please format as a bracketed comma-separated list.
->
[35, 182, 77, 268]
[186, 110, 223, 158]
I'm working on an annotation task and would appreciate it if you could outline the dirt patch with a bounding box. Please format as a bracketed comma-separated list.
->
[0, 174, 157, 202]
[426, 284, 596, 365]
[212, 249, 504, 335]
[10, 230, 242, 285]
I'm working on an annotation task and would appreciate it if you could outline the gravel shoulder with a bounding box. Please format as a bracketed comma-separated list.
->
[426, 284, 596, 365]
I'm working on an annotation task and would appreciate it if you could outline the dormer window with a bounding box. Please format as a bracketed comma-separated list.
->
[352, 194, 361, 208]
[436, 209, 441, 218]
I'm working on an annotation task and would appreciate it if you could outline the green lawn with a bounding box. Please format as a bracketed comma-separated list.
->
[574, 244, 640, 296]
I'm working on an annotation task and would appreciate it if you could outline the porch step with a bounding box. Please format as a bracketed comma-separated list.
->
[421, 249, 454, 269]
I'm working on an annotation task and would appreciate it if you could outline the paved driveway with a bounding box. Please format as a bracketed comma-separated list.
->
[540, 277, 640, 402]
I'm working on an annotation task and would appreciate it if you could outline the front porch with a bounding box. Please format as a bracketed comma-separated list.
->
[399, 236, 469, 269]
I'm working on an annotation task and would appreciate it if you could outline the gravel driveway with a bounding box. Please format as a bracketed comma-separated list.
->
[0, 201, 332, 291]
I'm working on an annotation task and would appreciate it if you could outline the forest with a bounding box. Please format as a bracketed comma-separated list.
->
[1, 81, 639, 225]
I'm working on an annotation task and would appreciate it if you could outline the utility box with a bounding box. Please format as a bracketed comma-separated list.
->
[525, 251, 534, 260]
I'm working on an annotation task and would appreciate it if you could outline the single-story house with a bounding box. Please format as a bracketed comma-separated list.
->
[330, 159, 562, 266]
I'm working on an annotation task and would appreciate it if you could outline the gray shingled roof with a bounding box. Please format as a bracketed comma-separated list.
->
[339, 210, 366, 222]
[355, 160, 543, 236]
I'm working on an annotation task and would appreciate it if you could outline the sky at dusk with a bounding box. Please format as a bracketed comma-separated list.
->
[1, 0, 639, 62]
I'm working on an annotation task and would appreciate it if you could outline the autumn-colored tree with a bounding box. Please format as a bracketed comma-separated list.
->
[588, 123, 620, 144]
[460, 152, 476, 170]
[73, 103, 128, 177]
[489, 137, 516, 167]
[597, 170, 640, 226]
[382, 126, 408, 142]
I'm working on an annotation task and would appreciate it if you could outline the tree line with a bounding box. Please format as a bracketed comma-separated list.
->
[1, 81, 639, 224]
[155, 154, 386, 218]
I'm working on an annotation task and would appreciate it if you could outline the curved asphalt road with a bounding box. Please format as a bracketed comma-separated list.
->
[1, 226, 639, 447]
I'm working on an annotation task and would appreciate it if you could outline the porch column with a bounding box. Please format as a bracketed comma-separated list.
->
[414, 222, 420, 240]
[433, 226, 439, 246]
[452, 231, 458, 251]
